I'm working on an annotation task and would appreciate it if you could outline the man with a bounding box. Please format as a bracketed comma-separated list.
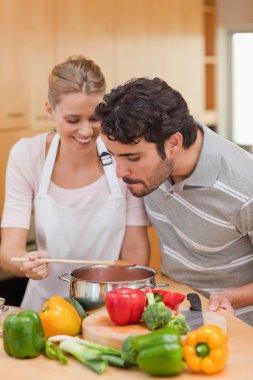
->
[96, 77, 253, 325]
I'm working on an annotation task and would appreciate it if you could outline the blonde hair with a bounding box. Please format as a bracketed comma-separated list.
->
[48, 55, 106, 108]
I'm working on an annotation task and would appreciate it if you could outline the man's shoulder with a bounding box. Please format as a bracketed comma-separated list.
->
[144, 185, 168, 208]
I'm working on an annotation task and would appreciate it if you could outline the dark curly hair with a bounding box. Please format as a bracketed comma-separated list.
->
[96, 77, 198, 159]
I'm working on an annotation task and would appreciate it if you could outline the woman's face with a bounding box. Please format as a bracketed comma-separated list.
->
[47, 92, 103, 154]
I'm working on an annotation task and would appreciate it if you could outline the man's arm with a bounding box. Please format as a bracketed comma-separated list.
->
[208, 282, 253, 314]
[211, 197, 253, 314]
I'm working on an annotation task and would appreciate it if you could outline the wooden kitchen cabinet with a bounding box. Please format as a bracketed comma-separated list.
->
[55, 0, 206, 122]
[0, 0, 215, 217]
[203, 0, 217, 127]
[0, 0, 30, 130]
[0, 0, 213, 129]
[0, 0, 55, 215]
[55, 0, 116, 91]
[0, 0, 55, 131]
[26, 0, 56, 131]
[115, 0, 204, 121]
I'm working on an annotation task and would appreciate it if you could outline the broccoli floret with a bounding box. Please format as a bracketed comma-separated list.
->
[167, 313, 190, 335]
[121, 336, 138, 365]
[153, 292, 163, 302]
[142, 301, 172, 331]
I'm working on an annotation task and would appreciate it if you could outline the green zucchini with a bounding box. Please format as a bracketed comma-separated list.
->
[65, 297, 86, 319]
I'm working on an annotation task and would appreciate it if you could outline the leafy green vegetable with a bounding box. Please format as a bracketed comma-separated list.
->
[49, 335, 129, 373]
[166, 313, 190, 335]
[100, 354, 130, 367]
[121, 335, 139, 365]
[153, 292, 163, 302]
[59, 341, 107, 374]
[49, 335, 121, 356]
[44, 340, 68, 365]
[142, 293, 172, 331]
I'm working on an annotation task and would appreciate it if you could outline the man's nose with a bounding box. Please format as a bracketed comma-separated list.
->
[115, 160, 130, 179]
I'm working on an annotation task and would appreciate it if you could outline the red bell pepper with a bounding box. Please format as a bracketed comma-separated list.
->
[145, 288, 185, 311]
[105, 288, 146, 326]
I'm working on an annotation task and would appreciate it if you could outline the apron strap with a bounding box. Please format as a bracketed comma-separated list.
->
[38, 133, 60, 194]
[38, 134, 121, 197]
[97, 136, 122, 197]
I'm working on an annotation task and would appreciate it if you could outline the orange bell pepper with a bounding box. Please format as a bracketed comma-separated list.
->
[39, 295, 82, 338]
[183, 324, 228, 374]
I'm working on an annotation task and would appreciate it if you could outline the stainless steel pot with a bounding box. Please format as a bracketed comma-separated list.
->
[59, 265, 158, 311]
[0, 298, 23, 336]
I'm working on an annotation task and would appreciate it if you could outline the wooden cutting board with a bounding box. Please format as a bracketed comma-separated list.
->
[82, 307, 227, 350]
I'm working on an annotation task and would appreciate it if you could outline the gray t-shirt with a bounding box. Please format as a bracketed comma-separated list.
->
[145, 124, 253, 325]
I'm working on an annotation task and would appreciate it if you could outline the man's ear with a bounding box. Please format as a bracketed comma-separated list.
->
[164, 132, 183, 158]
[45, 101, 54, 121]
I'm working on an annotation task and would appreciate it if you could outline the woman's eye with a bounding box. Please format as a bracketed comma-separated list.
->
[67, 119, 79, 124]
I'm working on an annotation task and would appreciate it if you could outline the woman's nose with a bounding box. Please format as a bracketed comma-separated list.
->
[78, 121, 93, 135]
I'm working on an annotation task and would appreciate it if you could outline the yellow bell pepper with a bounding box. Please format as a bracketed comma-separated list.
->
[39, 295, 82, 338]
[183, 324, 228, 374]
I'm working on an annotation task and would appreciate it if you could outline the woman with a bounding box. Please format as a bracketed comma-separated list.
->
[0, 55, 150, 310]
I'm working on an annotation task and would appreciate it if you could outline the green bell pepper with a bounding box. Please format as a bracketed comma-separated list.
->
[122, 326, 184, 376]
[137, 342, 184, 376]
[3, 310, 46, 359]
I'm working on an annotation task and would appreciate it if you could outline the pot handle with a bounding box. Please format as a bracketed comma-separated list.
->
[155, 282, 170, 289]
[142, 281, 170, 290]
[58, 272, 70, 285]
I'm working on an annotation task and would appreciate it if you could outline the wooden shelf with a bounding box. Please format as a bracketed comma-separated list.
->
[203, 0, 217, 125]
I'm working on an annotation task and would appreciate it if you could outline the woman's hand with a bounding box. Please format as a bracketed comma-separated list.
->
[19, 251, 50, 280]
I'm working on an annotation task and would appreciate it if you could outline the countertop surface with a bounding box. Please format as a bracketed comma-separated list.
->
[1, 272, 253, 380]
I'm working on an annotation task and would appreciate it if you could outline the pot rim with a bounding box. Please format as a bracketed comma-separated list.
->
[68, 265, 157, 284]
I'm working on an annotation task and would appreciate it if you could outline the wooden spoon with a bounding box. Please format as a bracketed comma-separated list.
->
[11, 257, 136, 267]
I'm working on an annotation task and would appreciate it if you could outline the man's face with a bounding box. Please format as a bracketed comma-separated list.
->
[102, 135, 173, 197]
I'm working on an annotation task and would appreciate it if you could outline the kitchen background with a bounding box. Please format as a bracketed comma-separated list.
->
[0, 0, 252, 305]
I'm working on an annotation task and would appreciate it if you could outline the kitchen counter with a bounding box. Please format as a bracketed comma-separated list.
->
[1, 271, 253, 380]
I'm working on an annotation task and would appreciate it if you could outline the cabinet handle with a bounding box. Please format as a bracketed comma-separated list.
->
[7, 112, 25, 118]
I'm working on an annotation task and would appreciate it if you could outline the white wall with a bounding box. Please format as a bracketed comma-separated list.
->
[217, 0, 253, 139]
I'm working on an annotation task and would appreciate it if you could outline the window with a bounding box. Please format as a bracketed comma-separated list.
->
[232, 33, 253, 145]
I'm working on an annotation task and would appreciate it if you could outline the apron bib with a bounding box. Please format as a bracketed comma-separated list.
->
[21, 134, 126, 310]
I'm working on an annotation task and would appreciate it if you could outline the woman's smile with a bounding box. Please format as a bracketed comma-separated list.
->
[73, 136, 93, 145]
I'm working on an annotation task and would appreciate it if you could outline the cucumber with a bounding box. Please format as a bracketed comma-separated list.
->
[65, 297, 86, 319]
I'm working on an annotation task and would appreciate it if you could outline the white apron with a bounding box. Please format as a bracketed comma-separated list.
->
[21, 134, 126, 310]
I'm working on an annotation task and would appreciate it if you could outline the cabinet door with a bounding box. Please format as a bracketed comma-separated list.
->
[203, 0, 217, 126]
[26, 0, 55, 131]
[115, 0, 204, 120]
[0, 0, 55, 131]
[55, 0, 116, 90]
[0, 0, 30, 129]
